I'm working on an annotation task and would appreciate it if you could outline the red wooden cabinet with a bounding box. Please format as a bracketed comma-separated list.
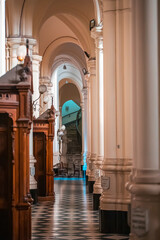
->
[33, 106, 55, 201]
[0, 56, 33, 240]
[34, 132, 46, 196]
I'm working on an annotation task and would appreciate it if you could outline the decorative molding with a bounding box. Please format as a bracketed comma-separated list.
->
[32, 54, 42, 63]
[91, 25, 103, 40]
[87, 59, 96, 76]
[7, 37, 37, 47]
[126, 168, 160, 196]
[101, 158, 133, 172]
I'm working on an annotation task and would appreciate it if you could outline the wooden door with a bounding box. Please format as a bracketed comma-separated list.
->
[0, 113, 12, 239]
[33, 132, 46, 196]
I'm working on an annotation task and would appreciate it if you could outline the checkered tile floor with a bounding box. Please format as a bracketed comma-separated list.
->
[32, 178, 129, 240]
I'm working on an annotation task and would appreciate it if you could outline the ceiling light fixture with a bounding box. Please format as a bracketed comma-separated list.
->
[82, 68, 89, 75]
[90, 19, 95, 31]
[63, 65, 67, 70]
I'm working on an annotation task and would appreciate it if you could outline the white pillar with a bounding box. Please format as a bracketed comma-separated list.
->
[100, 0, 132, 234]
[86, 75, 91, 177]
[32, 54, 42, 118]
[82, 88, 88, 171]
[59, 106, 62, 128]
[80, 101, 85, 166]
[29, 54, 42, 200]
[91, 26, 104, 202]
[126, 1, 160, 239]
[0, 0, 6, 76]
[88, 59, 98, 191]
[29, 124, 37, 192]
[52, 70, 59, 165]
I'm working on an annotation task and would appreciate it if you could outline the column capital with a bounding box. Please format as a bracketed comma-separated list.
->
[82, 88, 88, 102]
[85, 75, 91, 89]
[91, 25, 103, 50]
[80, 102, 84, 111]
[32, 54, 42, 63]
[7, 37, 37, 48]
[40, 76, 51, 85]
[87, 59, 96, 76]
[91, 25, 103, 40]
[82, 87, 88, 95]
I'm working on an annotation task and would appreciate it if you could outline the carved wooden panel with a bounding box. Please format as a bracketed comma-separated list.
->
[0, 113, 12, 240]
[33, 132, 46, 196]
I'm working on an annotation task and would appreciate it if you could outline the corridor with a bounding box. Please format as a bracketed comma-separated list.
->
[32, 178, 129, 240]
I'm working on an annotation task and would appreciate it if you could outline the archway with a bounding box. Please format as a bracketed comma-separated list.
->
[59, 99, 82, 177]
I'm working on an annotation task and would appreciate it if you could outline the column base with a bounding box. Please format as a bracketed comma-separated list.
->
[88, 181, 95, 193]
[30, 189, 38, 204]
[93, 193, 101, 210]
[99, 209, 130, 234]
[126, 168, 160, 240]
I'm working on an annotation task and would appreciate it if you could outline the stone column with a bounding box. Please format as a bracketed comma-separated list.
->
[29, 123, 38, 203]
[52, 70, 59, 165]
[91, 25, 104, 210]
[81, 87, 88, 173]
[30, 54, 42, 203]
[32, 54, 42, 118]
[100, 0, 132, 234]
[0, 0, 5, 76]
[126, 1, 160, 239]
[85, 75, 91, 183]
[80, 101, 85, 168]
[88, 59, 98, 193]
[59, 106, 62, 127]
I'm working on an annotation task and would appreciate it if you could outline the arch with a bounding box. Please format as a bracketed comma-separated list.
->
[33, 0, 95, 42]
[57, 62, 83, 87]
[40, 36, 80, 77]
[40, 40, 87, 88]
[59, 83, 81, 108]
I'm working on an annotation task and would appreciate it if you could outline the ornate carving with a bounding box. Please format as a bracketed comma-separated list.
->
[19, 66, 30, 81]
[11, 131, 15, 164]
[49, 105, 55, 119]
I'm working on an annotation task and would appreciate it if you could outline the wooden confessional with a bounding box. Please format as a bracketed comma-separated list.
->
[33, 105, 55, 201]
[0, 55, 33, 240]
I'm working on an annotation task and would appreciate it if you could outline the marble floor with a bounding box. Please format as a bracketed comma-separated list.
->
[32, 178, 129, 240]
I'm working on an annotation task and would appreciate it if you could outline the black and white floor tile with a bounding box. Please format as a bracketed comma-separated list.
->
[32, 178, 129, 240]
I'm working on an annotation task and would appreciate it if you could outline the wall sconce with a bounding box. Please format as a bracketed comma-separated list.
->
[57, 125, 66, 137]
[90, 19, 95, 31]
[55, 111, 60, 117]
[43, 96, 49, 105]
[82, 68, 89, 75]
[84, 51, 90, 59]
[33, 84, 47, 111]
[39, 84, 47, 94]
[17, 45, 27, 62]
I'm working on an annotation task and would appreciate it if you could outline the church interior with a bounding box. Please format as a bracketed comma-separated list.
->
[0, 0, 160, 239]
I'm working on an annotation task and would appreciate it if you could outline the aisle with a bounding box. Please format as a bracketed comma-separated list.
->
[32, 178, 129, 240]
